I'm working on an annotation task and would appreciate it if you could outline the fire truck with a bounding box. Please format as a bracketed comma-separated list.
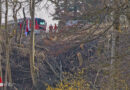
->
[8, 18, 47, 34]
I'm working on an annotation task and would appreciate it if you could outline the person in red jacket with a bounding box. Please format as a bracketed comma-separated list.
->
[54, 24, 58, 33]
[49, 24, 53, 33]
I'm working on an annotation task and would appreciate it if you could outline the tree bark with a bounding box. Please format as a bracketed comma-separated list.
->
[110, 24, 116, 90]
[0, 38, 3, 90]
[4, 0, 12, 90]
[30, 0, 37, 87]
[74, 0, 77, 20]
[12, 1, 22, 43]
[19, 8, 26, 45]
[0, 0, 2, 29]
[110, 9, 120, 89]
[14, 15, 18, 42]
[0, 1, 2, 87]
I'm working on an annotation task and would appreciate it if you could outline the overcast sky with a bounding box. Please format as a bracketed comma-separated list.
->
[2, 0, 58, 27]
[35, 1, 58, 26]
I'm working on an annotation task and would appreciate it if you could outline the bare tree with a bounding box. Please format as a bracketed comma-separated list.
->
[0, 0, 2, 86]
[30, 0, 37, 88]
[19, 7, 26, 45]
[12, 0, 22, 42]
[4, 0, 12, 90]
[0, 0, 2, 29]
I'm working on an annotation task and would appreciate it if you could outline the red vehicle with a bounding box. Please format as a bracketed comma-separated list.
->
[18, 18, 47, 35]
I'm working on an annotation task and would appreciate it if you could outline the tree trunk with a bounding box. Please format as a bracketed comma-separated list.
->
[13, 1, 22, 43]
[0, 1, 2, 87]
[110, 24, 116, 90]
[19, 8, 26, 45]
[0, 0, 2, 29]
[14, 16, 18, 42]
[0, 38, 3, 90]
[110, 10, 120, 89]
[4, 0, 12, 90]
[74, 0, 77, 20]
[30, 0, 37, 87]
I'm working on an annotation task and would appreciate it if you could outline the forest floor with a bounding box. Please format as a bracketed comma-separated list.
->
[0, 26, 130, 90]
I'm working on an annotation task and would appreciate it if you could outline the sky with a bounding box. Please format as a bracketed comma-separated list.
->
[35, 1, 59, 26]
[2, 0, 59, 27]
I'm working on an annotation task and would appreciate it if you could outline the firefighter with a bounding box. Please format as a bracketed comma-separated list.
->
[54, 24, 58, 33]
[49, 24, 53, 33]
